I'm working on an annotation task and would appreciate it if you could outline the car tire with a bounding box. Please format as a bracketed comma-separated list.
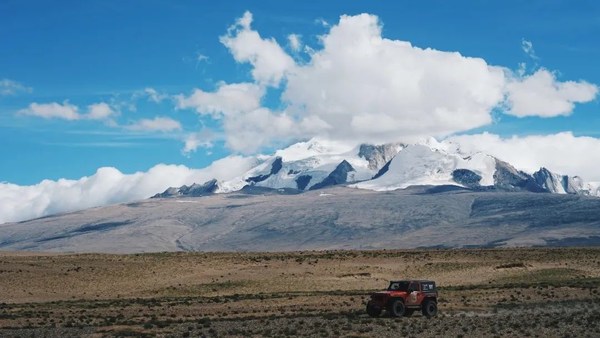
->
[422, 300, 438, 318]
[389, 299, 406, 317]
[366, 301, 382, 317]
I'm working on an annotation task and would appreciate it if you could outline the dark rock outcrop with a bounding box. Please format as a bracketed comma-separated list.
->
[295, 175, 312, 190]
[493, 160, 546, 193]
[452, 169, 482, 188]
[152, 179, 219, 198]
[372, 159, 392, 180]
[533, 167, 579, 194]
[247, 157, 283, 184]
[309, 160, 355, 190]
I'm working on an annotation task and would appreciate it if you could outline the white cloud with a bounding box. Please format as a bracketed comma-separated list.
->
[176, 82, 263, 117]
[446, 132, 600, 181]
[0, 79, 32, 96]
[18, 101, 120, 121]
[127, 117, 182, 132]
[176, 12, 598, 154]
[220, 11, 296, 86]
[288, 34, 302, 52]
[144, 87, 168, 103]
[18, 101, 80, 120]
[521, 39, 538, 60]
[222, 108, 297, 153]
[176, 82, 300, 153]
[0, 157, 259, 224]
[182, 130, 215, 155]
[87, 102, 118, 120]
[505, 69, 598, 118]
[283, 13, 507, 144]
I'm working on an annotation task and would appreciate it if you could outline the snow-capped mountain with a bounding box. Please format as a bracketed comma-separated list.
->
[154, 138, 600, 198]
[3, 138, 600, 253]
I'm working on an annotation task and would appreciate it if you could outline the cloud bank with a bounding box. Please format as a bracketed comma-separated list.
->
[0, 156, 258, 224]
[446, 132, 600, 182]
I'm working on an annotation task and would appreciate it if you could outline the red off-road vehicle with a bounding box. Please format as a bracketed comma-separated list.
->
[366, 280, 438, 318]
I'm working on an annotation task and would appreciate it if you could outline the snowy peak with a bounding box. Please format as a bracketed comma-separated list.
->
[532, 168, 600, 196]
[354, 144, 497, 191]
[151, 139, 600, 199]
[274, 138, 355, 161]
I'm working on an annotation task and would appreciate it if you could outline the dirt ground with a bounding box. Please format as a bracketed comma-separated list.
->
[1, 248, 599, 337]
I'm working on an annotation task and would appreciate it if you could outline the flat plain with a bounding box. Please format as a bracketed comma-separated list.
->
[1, 248, 600, 337]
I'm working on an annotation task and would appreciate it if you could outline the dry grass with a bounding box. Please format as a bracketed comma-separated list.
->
[1, 248, 599, 337]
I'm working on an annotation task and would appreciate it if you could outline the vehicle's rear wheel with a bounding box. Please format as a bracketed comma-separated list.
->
[389, 299, 406, 317]
[366, 301, 382, 317]
[422, 300, 438, 318]
[404, 309, 415, 317]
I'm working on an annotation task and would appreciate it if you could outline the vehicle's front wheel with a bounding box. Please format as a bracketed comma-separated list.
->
[422, 300, 438, 318]
[366, 301, 382, 317]
[389, 299, 406, 317]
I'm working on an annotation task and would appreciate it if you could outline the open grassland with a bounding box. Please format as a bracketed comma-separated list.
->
[1, 248, 600, 337]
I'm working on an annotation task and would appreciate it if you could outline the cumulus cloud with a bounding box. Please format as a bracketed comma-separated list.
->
[175, 82, 263, 117]
[446, 132, 600, 181]
[127, 117, 182, 132]
[505, 69, 598, 117]
[0, 156, 259, 224]
[222, 108, 297, 153]
[177, 12, 596, 153]
[182, 130, 215, 155]
[18, 101, 121, 121]
[87, 102, 118, 120]
[0, 79, 32, 96]
[165, 17, 600, 156]
[18, 101, 80, 120]
[17, 100, 186, 133]
[220, 11, 296, 86]
[176, 81, 302, 152]
[284, 13, 509, 144]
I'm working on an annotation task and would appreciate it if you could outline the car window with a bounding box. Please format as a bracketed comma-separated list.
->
[421, 283, 435, 291]
[388, 281, 409, 291]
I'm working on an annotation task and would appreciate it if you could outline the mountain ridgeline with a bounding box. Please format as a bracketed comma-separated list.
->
[153, 140, 600, 198]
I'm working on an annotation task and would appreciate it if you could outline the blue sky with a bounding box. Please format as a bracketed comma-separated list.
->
[1, 0, 599, 185]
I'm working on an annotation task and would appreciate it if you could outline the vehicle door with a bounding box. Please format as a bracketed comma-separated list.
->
[406, 281, 420, 306]
[417, 282, 433, 304]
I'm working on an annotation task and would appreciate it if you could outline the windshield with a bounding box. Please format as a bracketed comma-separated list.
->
[387, 281, 410, 291]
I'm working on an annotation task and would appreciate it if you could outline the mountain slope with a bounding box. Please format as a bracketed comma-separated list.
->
[1, 186, 599, 253]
